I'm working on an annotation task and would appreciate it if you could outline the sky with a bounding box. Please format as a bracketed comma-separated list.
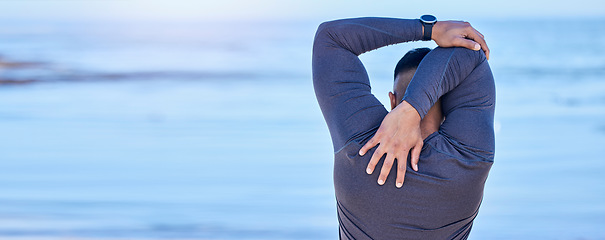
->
[1, 0, 604, 22]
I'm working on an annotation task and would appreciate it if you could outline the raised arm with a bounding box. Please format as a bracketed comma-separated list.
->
[312, 17, 424, 150]
[404, 47, 495, 158]
[356, 20, 491, 188]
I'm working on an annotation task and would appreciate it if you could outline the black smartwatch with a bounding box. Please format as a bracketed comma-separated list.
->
[420, 15, 437, 41]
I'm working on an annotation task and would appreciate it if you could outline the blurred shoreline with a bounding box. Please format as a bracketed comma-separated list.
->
[0, 58, 43, 84]
[0, 57, 292, 85]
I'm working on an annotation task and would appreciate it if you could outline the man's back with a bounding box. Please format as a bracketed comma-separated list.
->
[312, 18, 495, 239]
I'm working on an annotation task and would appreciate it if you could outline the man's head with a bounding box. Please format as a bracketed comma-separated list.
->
[389, 47, 431, 109]
[389, 48, 444, 136]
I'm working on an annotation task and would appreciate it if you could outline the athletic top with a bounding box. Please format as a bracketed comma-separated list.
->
[312, 17, 496, 240]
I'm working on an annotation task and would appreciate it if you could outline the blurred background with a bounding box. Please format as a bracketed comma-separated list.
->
[0, 0, 604, 239]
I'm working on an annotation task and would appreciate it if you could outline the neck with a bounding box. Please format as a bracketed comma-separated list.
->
[419, 100, 443, 140]
[420, 118, 440, 139]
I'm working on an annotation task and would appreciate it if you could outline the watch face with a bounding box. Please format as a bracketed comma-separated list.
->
[421, 15, 437, 23]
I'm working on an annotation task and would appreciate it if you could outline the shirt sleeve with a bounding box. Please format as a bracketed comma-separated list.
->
[402, 47, 496, 159]
[312, 17, 423, 151]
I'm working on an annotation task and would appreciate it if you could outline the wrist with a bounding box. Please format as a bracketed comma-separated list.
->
[395, 101, 421, 122]
[431, 21, 444, 41]
[431, 22, 440, 41]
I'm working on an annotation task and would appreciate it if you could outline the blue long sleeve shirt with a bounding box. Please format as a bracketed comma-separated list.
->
[312, 17, 495, 240]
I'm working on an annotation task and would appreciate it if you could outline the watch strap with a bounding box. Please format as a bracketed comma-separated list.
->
[420, 15, 436, 41]
[422, 21, 433, 41]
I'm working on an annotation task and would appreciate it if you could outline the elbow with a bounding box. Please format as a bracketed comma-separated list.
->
[313, 20, 345, 55]
[314, 20, 338, 42]
[313, 22, 332, 58]
[314, 19, 353, 41]
[313, 18, 363, 56]
[313, 22, 330, 50]
[316, 21, 332, 34]
[317, 19, 345, 33]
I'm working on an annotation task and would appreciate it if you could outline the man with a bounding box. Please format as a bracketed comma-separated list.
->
[312, 16, 495, 239]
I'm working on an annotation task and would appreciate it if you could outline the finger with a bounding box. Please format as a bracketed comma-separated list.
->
[410, 141, 423, 172]
[472, 29, 490, 60]
[454, 37, 481, 51]
[366, 147, 384, 175]
[395, 151, 409, 188]
[378, 153, 395, 186]
[466, 28, 490, 60]
[359, 135, 379, 156]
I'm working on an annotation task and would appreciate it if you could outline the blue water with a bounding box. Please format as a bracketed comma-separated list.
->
[0, 18, 604, 240]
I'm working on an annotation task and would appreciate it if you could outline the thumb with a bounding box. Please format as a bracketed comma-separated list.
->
[455, 37, 481, 51]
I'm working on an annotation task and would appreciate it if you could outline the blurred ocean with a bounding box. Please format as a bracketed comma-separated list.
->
[0, 17, 604, 240]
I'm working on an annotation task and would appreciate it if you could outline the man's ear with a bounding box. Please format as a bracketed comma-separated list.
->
[388, 92, 397, 110]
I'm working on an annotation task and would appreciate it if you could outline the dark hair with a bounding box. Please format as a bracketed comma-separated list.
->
[394, 47, 432, 79]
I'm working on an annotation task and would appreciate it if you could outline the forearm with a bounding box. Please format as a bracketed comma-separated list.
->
[402, 47, 487, 119]
[403, 47, 495, 155]
[314, 17, 424, 56]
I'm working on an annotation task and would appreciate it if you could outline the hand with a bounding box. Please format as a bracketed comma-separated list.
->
[431, 20, 490, 60]
[358, 101, 423, 188]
